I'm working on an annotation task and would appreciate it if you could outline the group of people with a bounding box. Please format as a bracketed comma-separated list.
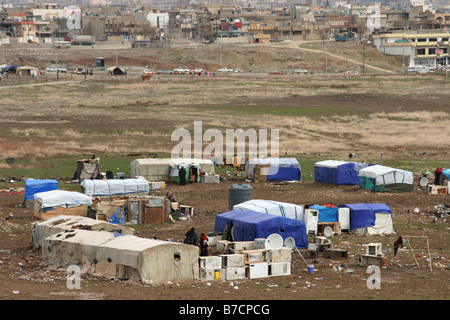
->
[184, 227, 209, 256]
[178, 165, 199, 186]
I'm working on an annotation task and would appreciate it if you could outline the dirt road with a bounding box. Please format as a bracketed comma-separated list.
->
[277, 40, 396, 73]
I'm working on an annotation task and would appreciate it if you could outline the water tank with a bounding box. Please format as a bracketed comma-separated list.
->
[228, 184, 253, 210]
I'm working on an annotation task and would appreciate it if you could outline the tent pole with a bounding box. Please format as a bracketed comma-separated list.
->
[426, 237, 432, 272]
[406, 239, 420, 268]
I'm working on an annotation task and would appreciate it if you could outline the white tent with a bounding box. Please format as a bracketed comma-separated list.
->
[233, 199, 304, 221]
[34, 190, 92, 209]
[43, 229, 199, 283]
[130, 158, 215, 182]
[358, 165, 414, 193]
[31, 215, 135, 249]
[80, 178, 149, 197]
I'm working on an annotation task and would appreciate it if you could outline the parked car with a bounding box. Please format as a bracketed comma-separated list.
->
[269, 70, 285, 75]
[344, 71, 361, 76]
[157, 69, 173, 75]
[142, 69, 155, 75]
[293, 68, 308, 74]
[73, 68, 86, 74]
[173, 67, 190, 73]
[217, 67, 234, 72]
[46, 66, 68, 73]
[191, 68, 205, 74]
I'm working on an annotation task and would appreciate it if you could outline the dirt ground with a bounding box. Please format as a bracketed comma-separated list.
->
[0, 178, 449, 302]
[0, 41, 449, 305]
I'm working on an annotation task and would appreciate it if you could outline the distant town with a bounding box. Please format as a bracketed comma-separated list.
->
[0, 0, 449, 70]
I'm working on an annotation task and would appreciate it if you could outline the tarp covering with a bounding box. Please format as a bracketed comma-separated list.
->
[32, 215, 134, 249]
[43, 229, 199, 283]
[309, 204, 338, 222]
[130, 158, 215, 182]
[358, 165, 413, 192]
[314, 160, 367, 185]
[233, 199, 304, 220]
[338, 203, 394, 235]
[246, 158, 301, 181]
[442, 168, 450, 180]
[24, 179, 58, 201]
[80, 178, 149, 196]
[34, 190, 92, 209]
[214, 209, 308, 248]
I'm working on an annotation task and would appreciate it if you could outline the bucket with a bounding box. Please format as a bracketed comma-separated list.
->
[307, 266, 314, 274]
[214, 270, 220, 280]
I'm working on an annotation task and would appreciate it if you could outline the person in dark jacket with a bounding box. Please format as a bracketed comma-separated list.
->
[179, 166, 186, 185]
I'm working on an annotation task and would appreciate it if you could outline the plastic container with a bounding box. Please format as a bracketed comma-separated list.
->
[307, 266, 314, 274]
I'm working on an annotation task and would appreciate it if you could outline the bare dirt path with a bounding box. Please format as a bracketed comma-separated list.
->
[277, 40, 396, 74]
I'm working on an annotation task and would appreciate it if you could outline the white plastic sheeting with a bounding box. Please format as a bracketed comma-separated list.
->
[233, 199, 304, 221]
[81, 178, 149, 196]
[34, 190, 92, 209]
[358, 165, 413, 186]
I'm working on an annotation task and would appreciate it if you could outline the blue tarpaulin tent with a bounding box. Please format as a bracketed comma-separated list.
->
[314, 160, 368, 185]
[338, 203, 394, 235]
[24, 179, 58, 201]
[214, 209, 308, 248]
[309, 205, 338, 222]
[246, 158, 301, 182]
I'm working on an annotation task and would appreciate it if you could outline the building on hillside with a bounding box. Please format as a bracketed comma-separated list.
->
[372, 31, 450, 70]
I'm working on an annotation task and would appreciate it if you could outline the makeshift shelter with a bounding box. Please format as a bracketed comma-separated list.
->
[233, 199, 304, 221]
[314, 160, 368, 186]
[17, 66, 39, 76]
[130, 158, 215, 182]
[338, 203, 395, 235]
[42, 229, 200, 283]
[309, 204, 338, 222]
[0, 65, 17, 74]
[24, 179, 58, 205]
[31, 215, 134, 249]
[358, 165, 413, 193]
[214, 210, 308, 248]
[106, 66, 127, 75]
[246, 158, 301, 182]
[80, 178, 149, 197]
[73, 158, 102, 181]
[33, 190, 93, 220]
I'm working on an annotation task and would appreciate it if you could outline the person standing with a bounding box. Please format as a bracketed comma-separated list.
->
[179, 166, 186, 185]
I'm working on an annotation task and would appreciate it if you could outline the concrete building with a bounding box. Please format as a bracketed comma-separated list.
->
[372, 31, 450, 69]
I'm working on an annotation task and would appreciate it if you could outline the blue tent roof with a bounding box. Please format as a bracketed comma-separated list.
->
[247, 158, 301, 181]
[338, 203, 391, 230]
[314, 160, 367, 185]
[215, 209, 308, 248]
[24, 179, 58, 201]
[309, 205, 338, 222]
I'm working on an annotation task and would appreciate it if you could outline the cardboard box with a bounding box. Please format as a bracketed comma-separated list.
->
[269, 262, 291, 276]
[224, 267, 246, 280]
